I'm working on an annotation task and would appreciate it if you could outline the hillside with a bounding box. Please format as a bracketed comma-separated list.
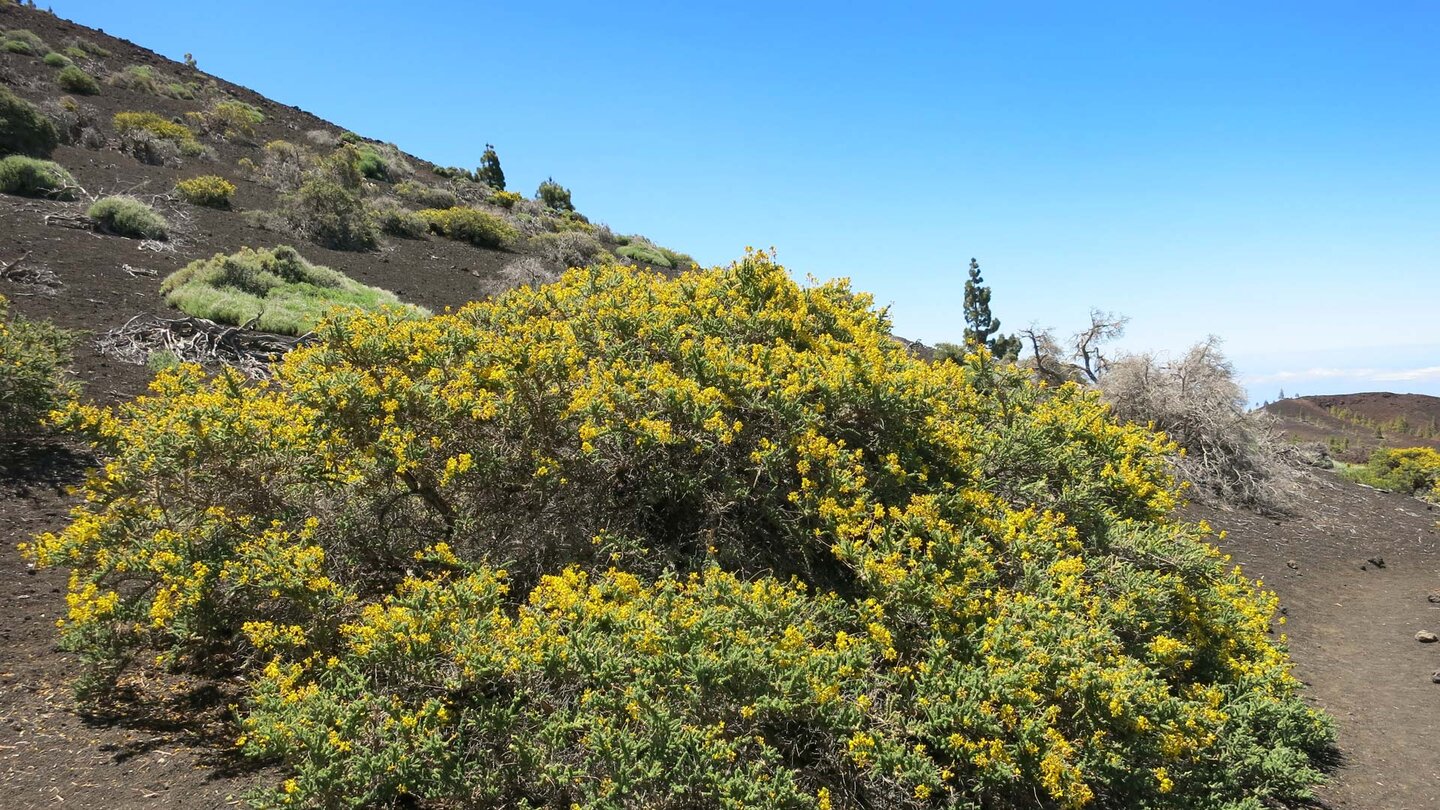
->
[1, 2, 685, 403]
[1265, 392, 1440, 463]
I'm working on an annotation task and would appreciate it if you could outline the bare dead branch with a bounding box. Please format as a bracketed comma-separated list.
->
[96, 314, 316, 380]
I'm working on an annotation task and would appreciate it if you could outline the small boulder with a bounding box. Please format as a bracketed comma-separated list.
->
[1366, 556, 1386, 569]
[1433, 670, 1440, 684]
[1416, 630, 1439, 644]
[1428, 591, 1440, 604]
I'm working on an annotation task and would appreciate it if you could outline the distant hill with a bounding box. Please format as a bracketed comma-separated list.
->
[1264, 392, 1440, 462]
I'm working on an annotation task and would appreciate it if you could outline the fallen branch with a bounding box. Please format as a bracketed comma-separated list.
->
[97, 314, 316, 380]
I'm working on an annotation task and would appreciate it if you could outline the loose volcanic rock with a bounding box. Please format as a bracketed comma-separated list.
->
[1415, 630, 1439, 644]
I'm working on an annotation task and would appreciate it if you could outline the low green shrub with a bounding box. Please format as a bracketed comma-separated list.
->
[64, 37, 110, 58]
[280, 178, 378, 251]
[28, 255, 1335, 808]
[43, 51, 72, 68]
[1, 28, 46, 55]
[158, 245, 427, 335]
[393, 180, 457, 210]
[417, 206, 518, 248]
[432, 165, 476, 182]
[529, 229, 602, 269]
[56, 65, 100, 95]
[112, 111, 200, 151]
[107, 65, 194, 99]
[615, 243, 668, 268]
[0, 294, 75, 440]
[253, 139, 313, 191]
[175, 175, 236, 208]
[0, 88, 60, 157]
[369, 199, 428, 239]
[0, 155, 77, 199]
[88, 196, 168, 240]
[187, 99, 264, 142]
[1340, 446, 1440, 501]
[535, 176, 574, 211]
[353, 145, 388, 180]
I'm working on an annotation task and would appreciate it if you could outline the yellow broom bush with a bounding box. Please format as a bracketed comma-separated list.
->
[25, 253, 1332, 808]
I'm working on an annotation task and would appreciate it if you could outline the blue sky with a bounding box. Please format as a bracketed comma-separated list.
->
[54, 1, 1440, 402]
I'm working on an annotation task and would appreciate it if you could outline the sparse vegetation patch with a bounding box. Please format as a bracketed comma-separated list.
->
[158, 245, 426, 335]
[56, 65, 100, 95]
[87, 196, 168, 240]
[1, 87, 61, 156]
[0, 294, 75, 440]
[0, 155, 77, 199]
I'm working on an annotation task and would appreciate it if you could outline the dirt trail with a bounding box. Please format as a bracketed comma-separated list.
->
[1189, 470, 1440, 809]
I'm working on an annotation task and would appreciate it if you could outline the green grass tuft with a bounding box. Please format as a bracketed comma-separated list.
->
[88, 196, 168, 240]
[159, 245, 428, 335]
[0, 155, 77, 199]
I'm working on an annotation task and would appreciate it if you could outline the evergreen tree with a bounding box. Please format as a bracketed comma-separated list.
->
[963, 258, 1021, 361]
[477, 144, 505, 190]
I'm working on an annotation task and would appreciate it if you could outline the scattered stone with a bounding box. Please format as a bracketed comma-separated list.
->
[1433, 670, 1440, 684]
[1428, 591, 1440, 604]
[1366, 556, 1386, 569]
[1286, 560, 1298, 570]
[1416, 630, 1439, 644]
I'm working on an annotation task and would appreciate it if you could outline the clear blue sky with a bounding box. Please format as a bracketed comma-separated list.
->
[54, 1, 1440, 401]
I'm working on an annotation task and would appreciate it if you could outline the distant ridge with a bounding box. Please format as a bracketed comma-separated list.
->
[1264, 391, 1440, 462]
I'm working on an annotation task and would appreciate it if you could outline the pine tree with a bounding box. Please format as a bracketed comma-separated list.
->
[477, 144, 505, 190]
[963, 258, 1021, 360]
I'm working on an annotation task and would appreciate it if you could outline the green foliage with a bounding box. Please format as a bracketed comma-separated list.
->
[159, 245, 427, 335]
[280, 177, 378, 251]
[43, 51, 72, 68]
[0, 155, 77, 199]
[87, 196, 169, 240]
[536, 176, 574, 211]
[477, 142, 505, 189]
[64, 37, 109, 58]
[353, 145, 388, 181]
[0, 87, 60, 157]
[616, 239, 692, 269]
[393, 180, 457, 210]
[112, 111, 197, 146]
[29, 255, 1333, 808]
[0, 295, 75, 439]
[370, 199, 429, 239]
[188, 99, 265, 142]
[56, 65, 100, 95]
[1340, 446, 1440, 501]
[432, 165, 476, 182]
[961, 258, 1020, 361]
[417, 206, 518, 248]
[1, 28, 46, 55]
[107, 65, 194, 99]
[616, 242, 672, 267]
[175, 174, 236, 208]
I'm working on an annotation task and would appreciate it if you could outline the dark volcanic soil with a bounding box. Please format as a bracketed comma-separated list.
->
[1186, 472, 1440, 810]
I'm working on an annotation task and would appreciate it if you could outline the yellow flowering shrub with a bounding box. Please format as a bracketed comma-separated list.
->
[1342, 446, 1440, 502]
[175, 175, 237, 208]
[25, 253, 1332, 807]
